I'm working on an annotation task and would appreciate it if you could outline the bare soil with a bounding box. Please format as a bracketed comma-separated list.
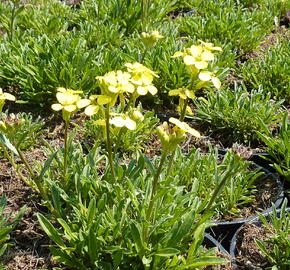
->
[234, 223, 272, 269]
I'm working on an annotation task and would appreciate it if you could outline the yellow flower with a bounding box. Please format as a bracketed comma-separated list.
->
[125, 62, 158, 96]
[110, 114, 136, 130]
[51, 87, 90, 120]
[169, 118, 200, 138]
[96, 70, 135, 95]
[156, 118, 200, 152]
[131, 109, 144, 121]
[172, 41, 222, 72]
[169, 88, 195, 100]
[198, 71, 221, 89]
[0, 88, 16, 112]
[84, 95, 112, 116]
[141, 30, 164, 48]
[198, 40, 222, 52]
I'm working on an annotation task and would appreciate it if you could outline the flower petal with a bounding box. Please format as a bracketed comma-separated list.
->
[183, 55, 196, 66]
[201, 50, 214, 61]
[110, 116, 125, 127]
[124, 118, 136, 130]
[199, 71, 212, 81]
[97, 95, 112, 105]
[147, 85, 157, 95]
[195, 61, 208, 69]
[77, 99, 91, 109]
[63, 105, 77, 112]
[2, 93, 16, 101]
[85, 105, 99, 116]
[51, 104, 63, 111]
[212, 77, 221, 89]
[137, 86, 147, 96]
[172, 51, 184, 58]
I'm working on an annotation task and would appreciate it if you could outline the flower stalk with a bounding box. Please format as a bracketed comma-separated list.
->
[63, 119, 69, 181]
[105, 105, 116, 183]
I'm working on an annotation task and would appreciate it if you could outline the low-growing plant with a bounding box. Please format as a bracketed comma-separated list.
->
[257, 112, 290, 181]
[256, 198, 290, 270]
[239, 38, 290, 103]
[0, 34, 99, 105]
[0, 112, 44, 152]
[169, 147, 263, 218]
[194, 85, 283, 145]
[0, 195, 26, 264]
[175, 0, 277, 55]
[0, 60, 234, 268]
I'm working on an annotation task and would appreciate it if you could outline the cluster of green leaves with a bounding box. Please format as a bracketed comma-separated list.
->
[257, 112, 290, 181]
[0, 195, 26, 266]
[34, 141, 228, 269]
[256, 199, 290, 270]
[174, 0, 278, 55]
[194, 85, 283, 145]
[169, 147, 263, 218]
[239, 38, 290, 103]
[0, 34, 99, 104]
[0, 112, 44, 151]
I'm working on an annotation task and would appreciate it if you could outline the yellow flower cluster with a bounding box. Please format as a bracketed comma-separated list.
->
[96, 62, 158, 101]
[51, 87, 90, 121]
[125, 63, 158, 96]
[51, 63, 156, 130]
[141, 30, 164, 48]
[156, 118, 200, 152]
[172, 40, 222, 90]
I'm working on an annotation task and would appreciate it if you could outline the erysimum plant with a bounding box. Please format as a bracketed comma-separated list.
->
[51, 87, 90, 181]
[0, 63, 233, 269]
[36, 112, 230, 269]
[35, 64, 232, 268]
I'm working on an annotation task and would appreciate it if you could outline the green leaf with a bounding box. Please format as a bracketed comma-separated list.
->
[155, 247, 180, 257]
[176, 256, 228, 269]
[0, 133, 18, 155]
[57, 219, 76, 241]
[129, 221, 144, 255]
[37, 213, 65, 248]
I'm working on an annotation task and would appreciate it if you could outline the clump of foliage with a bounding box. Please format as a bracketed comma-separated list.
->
[0, 56, 231, 268]
[257, 112, 290, 181]
[0, 112, 44, 151]
[169, 147, 263, 218]
[239, 38, 290, 104]
[175, 0, 278, 55]
[194, 85, 283, 145]
[256, 199, 290, 270]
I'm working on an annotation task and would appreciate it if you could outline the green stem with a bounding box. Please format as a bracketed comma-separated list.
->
[179, 98, 188, 121]
[63, 120, 69, 181]
[204, 167, 239, 217]
[17, 148, 34, 178]
[105, 105, 116, 183]
[146, 151, 167, 221]
[140, 47, 149, 63]
[2, 146, 31, 187]
[115, 127, 125, 151]
[165, 149, 175, 178]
